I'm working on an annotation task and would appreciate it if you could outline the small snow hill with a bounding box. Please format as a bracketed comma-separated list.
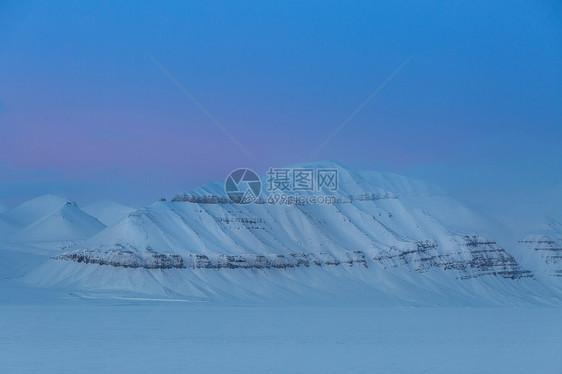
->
[2, 195, 72, 228]
[83, 201, 136, 227]
[2, 195, 106, 243]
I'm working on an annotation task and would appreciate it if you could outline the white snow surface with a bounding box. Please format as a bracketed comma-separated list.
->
[1, 195, 70, 228]
[0, 195, 106, 243]
[82, 201, 135, 227]
[0, 304, 560, 374]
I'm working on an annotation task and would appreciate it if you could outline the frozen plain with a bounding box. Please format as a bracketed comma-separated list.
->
[1, 297, 561, 373]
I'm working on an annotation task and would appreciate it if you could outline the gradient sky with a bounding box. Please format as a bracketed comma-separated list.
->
[0, 0, 561, 209]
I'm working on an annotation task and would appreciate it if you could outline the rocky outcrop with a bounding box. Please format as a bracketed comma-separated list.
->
[52, 236, 532, 280]
[53, 248, 185, 269]
[170, 192, 397, 205]
[518, 237, 562, 277]
[53, 248, 370, 270]
[373, 236, 532, 280]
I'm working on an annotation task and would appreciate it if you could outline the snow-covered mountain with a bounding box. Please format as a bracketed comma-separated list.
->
[22, 162, 562, 305]
[82, 201, 136, 227]
[10, 201, 106, 243]
[0, 195, 106, 243]
[2, 195, 71, 228]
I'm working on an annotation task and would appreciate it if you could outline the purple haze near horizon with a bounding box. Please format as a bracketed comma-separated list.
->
[0, 1, 561, 210]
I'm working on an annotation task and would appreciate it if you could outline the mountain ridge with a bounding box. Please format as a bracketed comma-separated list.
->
[20, 162, 562, 305]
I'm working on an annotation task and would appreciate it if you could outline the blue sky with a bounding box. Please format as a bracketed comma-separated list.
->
[0, 0, 561, 208]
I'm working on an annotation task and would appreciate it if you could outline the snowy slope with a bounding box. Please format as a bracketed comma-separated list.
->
[11, 201, 106, 243]
[0, 216, 18, 240]
[23, 161, 561, 305]
[1, 195, 106, 243]
[83, 201, 136, 227]
[0, 203, 8, 214]
[1, 195, 70, 228]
